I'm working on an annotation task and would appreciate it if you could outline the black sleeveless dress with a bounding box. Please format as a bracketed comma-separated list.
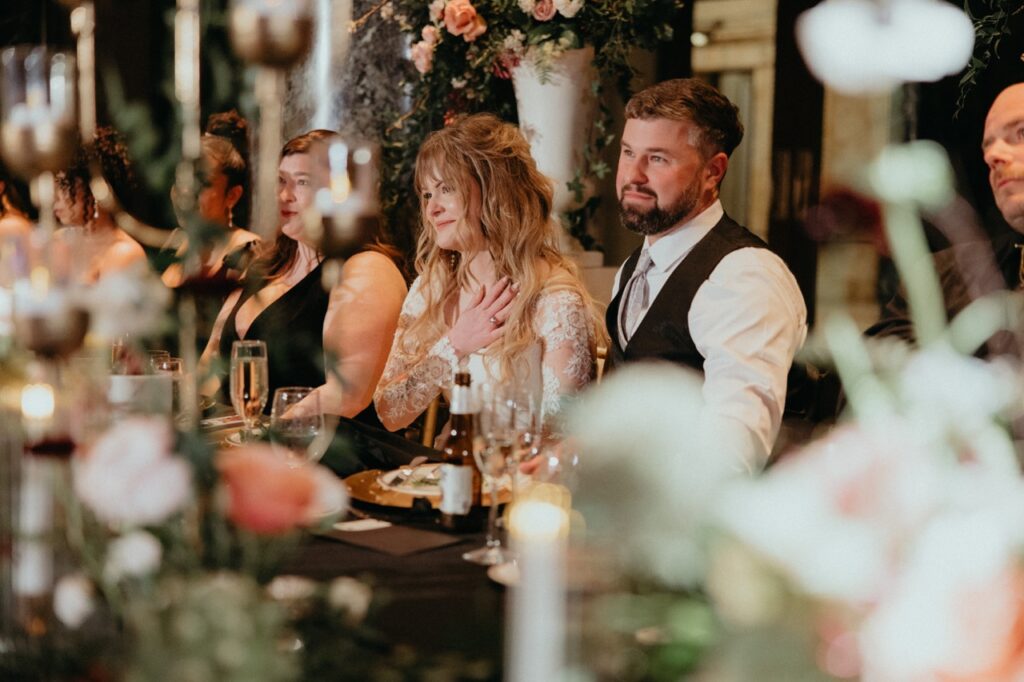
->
[217, 261, 383, 428]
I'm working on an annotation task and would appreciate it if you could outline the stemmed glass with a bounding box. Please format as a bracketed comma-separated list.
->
[230, 340, 268, 442]
[0, 46, 78, 238]
[463, 384, 520, 566]
[269, 386, 325, 465]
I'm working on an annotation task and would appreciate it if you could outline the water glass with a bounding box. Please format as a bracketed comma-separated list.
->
[230, 340, 268, 442]
[269, 386, 324, 465]
[153, 356, 183, 417]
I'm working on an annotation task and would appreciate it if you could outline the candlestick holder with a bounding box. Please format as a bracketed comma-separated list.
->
[314, 139, 382, 259]
[0, 47, 79, 239]
[228, 0, 315, 239]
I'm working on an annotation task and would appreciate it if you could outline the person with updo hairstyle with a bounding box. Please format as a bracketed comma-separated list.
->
[200, 129, 407, 424]
[53, 126, 147, 284]
[162, 110, 260, 287]
[373, 113, 603, 435]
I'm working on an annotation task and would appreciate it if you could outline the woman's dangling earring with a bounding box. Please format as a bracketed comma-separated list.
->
[92, 200, 99, 221]
[228, 204, 234, 228]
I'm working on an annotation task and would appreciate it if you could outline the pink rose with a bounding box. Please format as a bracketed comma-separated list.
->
[217, 445, 316, 534]
[444, 0, 487, 42]
[422, 24, 439, 45]
[410, 40, 434, 74]
[532, 0, 556, 21]
[74, 417, 192, 527]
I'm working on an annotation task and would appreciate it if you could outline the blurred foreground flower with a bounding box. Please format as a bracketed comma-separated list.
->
[217, 444, 347, 535]
[570, 363, 736, 587]
[80, 261, 172, 340]
[53, 573, 96, 629]
[796, 0, 973, 95]
[105, 530, 162, 581]
[74, 417, 192, 527]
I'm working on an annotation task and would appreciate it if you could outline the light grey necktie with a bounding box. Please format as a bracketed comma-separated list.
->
[619, 249, 654, 344]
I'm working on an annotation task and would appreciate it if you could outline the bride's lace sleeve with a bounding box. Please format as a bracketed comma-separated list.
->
[535, 289, 595, 420]
[373, 277, 459, 431]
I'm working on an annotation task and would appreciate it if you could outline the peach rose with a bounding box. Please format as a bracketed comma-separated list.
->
[444, 0, 487, 42]
[410, 39, 435, 74]
[217, 445, 316, 534]
[533, 0, 556, 21]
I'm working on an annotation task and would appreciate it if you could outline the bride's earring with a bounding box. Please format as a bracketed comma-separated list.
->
[228, 205, 234, 228]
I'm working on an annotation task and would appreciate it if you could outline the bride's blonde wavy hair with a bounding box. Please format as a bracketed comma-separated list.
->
[403, 113, 604, 384]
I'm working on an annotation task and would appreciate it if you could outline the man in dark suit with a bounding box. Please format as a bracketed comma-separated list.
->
[869, 82, 1024, 354]
[606, 78, 808, 468]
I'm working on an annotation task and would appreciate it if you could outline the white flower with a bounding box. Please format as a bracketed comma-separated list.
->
[451, 77, 467, 89]
[796, 0, 973, 95]
[714, 420, 944, 603]
[267, 575, 318, 602]
[502, 29, 527, 54]
[105, 530, 162, 580]
[517, 0, 537, 13]
[570, 363, 736, 587]
[860, 499, 1024, 681]
[379, 1, 394, 21]
[74, 417, 193, 527]
[79, 262, 171, 340]
[328, 576, 373, 625]
[428, 0, 445, 21]
[554, 0, 584, 18]
[54, 574, 95, 629]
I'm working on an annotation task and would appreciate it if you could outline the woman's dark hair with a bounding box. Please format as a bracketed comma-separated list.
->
[204, 110, 251, 227]
[251, 130, 405, 281]
[0, 159, 31, 218]
[57, 126, 138, 221]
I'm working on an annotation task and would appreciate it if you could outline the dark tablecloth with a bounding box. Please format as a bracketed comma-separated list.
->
[287, 513, 504, 668]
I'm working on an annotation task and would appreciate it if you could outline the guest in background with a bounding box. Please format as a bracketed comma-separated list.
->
[605, 79, 807, 468]
[374, 113, 602, 435]
[53, 126, 147, 284]
[201, 130, 407, 424]
[162, 111, 260, 288]
[0, 162, 32, 239]
[868, 82, 1024, 356]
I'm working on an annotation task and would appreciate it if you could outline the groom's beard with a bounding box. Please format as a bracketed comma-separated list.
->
[618, 180, 701, 236]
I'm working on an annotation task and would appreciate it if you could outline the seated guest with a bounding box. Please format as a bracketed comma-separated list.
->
[53, 126, 147, 284]
[0, 162, 32, 239]
[605, 79, 807, 468]
[869, 82, 1024, 357]
[374, 113, 602, 434]
[163, 111, 260, 287]
[201, 130, 407, 423]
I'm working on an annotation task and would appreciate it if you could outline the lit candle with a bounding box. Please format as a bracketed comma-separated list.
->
[507, 498, 569, 682]
[21, 382, 55, 443]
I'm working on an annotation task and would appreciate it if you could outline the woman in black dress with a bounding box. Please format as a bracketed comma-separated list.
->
[199, 131, 407, 425]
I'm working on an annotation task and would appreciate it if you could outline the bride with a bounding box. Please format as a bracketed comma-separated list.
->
[374, 113, 603, 435]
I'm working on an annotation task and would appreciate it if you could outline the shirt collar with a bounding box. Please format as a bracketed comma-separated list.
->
[643, 200, 724, 272]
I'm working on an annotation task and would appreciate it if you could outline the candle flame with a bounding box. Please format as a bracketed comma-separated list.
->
[508, 499, 569, 542]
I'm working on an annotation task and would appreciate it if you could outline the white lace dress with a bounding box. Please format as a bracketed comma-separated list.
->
[373, 276, 595, 431]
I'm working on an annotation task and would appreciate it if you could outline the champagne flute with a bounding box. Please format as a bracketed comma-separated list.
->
[230, 340, 268, 442]
[269, 386, 325, 465]
[463, 383, 517, 566]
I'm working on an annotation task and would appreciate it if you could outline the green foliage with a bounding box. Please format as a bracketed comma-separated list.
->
[956, 0, 1024, 117]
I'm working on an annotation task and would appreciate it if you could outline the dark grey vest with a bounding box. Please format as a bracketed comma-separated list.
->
[605, 214, 767, 372]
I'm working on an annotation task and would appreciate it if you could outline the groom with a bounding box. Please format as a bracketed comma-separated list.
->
[606, 79, 808, 468]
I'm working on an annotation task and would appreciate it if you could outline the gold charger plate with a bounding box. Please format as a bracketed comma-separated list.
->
[345, 469, 511, 509]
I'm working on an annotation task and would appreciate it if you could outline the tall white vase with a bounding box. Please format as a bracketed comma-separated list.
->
[512, 46, 597, 221]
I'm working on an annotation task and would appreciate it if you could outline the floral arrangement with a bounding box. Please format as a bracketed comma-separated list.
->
[363, 0, 685, 250]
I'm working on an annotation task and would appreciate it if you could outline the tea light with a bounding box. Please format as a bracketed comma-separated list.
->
[507, 499, 569, 682]
[21, 382, 55, 443]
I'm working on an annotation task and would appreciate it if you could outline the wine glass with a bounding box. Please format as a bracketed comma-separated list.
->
[269, 386, 325, 465]
[463, 384, 519, 566]
[230, 340, 268, 442]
